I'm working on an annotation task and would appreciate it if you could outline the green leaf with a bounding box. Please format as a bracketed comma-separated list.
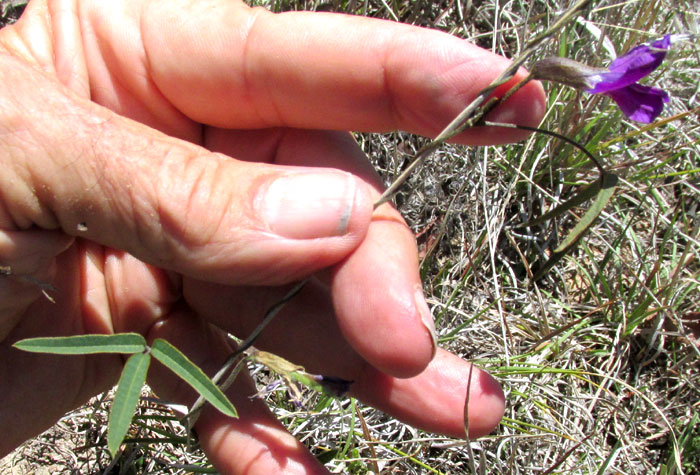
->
[518, 179, 602, 229]
[552, 173, 618, 253]
[532, 173, 618, 281]
[150, 339, 237, 418]
[13, 333, 147, 355]
[108, 352, 151, 457]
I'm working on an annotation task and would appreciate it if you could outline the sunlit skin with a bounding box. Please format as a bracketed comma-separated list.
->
[0, 0, 545, 473]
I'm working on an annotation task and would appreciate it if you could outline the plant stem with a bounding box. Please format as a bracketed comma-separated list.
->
[374, 0, 596, 208]
[183, 278, 309, 429]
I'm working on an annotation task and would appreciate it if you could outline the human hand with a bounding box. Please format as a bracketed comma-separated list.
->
[0, 0, 544, 472]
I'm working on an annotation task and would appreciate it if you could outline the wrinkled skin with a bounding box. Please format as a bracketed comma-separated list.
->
[0, 1, 545, 473]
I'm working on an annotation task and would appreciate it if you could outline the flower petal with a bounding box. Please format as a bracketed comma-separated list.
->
[588, 34, 671, 94]
[605, 83, 670, 123]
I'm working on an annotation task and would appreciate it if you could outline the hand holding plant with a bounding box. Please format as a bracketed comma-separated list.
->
[0, 0, 543, 471]
[7, 0, 690, 471]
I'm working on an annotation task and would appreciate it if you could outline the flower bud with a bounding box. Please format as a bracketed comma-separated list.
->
[531, 57, 606, 90]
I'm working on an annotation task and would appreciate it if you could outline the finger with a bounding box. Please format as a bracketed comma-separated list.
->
[0, 55, 373, 286]
[146, 311, 329, 475]
[134, 0, 545, 144]
[0, 243, 122, 456]
[354, 348, 505, 439]
[183, 279, 504, 437]
[102, 249, 181, 335]
[205, 128, 434, 377]
[184, 278, 360, 378]
[0, 229, 74, 340]
[331, 218, 436, 377]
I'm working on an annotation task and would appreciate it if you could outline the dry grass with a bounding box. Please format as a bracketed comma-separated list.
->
[3, 0, 699, 473]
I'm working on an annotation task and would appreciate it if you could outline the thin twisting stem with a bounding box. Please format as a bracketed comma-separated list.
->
[482, 121, 605, 174]
[235, 278, 310, 356]
[475, 73, 534, 123]
[374, 0, 595, 208]
[183, 278, 310, 430]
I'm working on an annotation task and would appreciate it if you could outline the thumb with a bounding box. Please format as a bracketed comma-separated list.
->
[0, 54, 372, 285]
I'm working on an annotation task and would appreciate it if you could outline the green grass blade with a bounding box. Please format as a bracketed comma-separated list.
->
[150, 339, 237, 418]
[13, 333, 147, 355]
[532, 173, 618, 281]
[108, 352, 150, 457]
[517, 179, 602, 229]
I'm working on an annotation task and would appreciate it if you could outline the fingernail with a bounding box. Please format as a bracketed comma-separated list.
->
[415, 285, 437, 358]
[258, 171, 360, 240]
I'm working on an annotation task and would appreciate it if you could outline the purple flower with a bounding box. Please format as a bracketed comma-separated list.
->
[586, 35, 671, 123]
[533, 35, 672, 123]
